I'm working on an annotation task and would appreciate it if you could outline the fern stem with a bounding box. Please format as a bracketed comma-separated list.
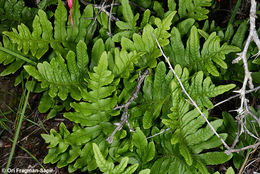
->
[228, 0, 242, 25]
[5, 87, 31, 174]
[0, 46, 37, 66]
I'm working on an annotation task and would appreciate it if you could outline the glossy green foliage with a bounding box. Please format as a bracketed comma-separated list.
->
[0, 0, 94, 79]
[42, 122, 112, 172]
[113, 0, 144, 42]
[64, 53, 118, 126]
[24, 40, 89, 101]
[2, 0, 94, 58]
[223, 108, 260, 169]
[111, 48, 139, 78]
[150, 129, 231, 174]
[169, 65, 236, 109]
[138, 62, 173, 129]
[0, 36, 27, 76]
[158, 108, 231, 173]
[165, 26, 241, 76]
[0, 0, 37, 33]
[38, 92, 72, 120]
[121, 11, 176, 68]
[132, 128, 156, 164]
[178, 0, 212, 21]
[93, 143, 151, 174]
[41, 123, 76, 168]
[151, 65, 235, 173]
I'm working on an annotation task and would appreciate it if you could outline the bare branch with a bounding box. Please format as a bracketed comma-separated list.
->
[228, 0, 260, 153]
[210, 86, 260, 110]
[153, 34, 231, 150]
[232, 0, 259, 116]
[146, 128, 171, 140]
[107, 0, 115, 37]
[106, 69, 150, 144]
[225, 141, 260, 155]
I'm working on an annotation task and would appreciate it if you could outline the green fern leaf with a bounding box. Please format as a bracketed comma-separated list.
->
[166, 26, 240, 77]
[157, 64, 233, 173]
[132, 128, 155, 164]
[178, 0, 212, 21]
[93, 143, 114, 173]
[199, 152, 233, 165]
[64, 52, 118, 126]
[112, 48, 138, 78]
[121, 12, 175, 68]
[142, 62, 173, 129]
[41, 129, 60, 148]
[54, 0, 67, 41]
[170, 65, 235, 109]
[192, 133, 228, 153]
[113, 157, 129, 173]
[179, 144, 193, 166]
[24, 40, 88, 100]
[65, 125, 101, 146]
[93, 143, 142, 174]
[231, 21, 248, 48]
[90, 38, 105, 70]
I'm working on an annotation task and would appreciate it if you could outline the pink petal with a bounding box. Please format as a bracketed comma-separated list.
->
[67, 0, 73, 9]
[67, 0, 73, 26]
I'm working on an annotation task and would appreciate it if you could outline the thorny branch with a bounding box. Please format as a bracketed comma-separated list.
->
[153, 34, 231, 150]
[225, 0, 260, 155]
[210, 86, 260, 110]
[106, 69, 150, 144]
[225, 141, 260, 155]
[80, 0, 119, 21]
[232, 0, 258, 115]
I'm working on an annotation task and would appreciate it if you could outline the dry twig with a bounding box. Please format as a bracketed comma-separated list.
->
[224, 0, 260, 154]
[146, 128, 171, 140]
[225, 141, 260, 155]
[232, 0, 259, 114]
[106, 69, 150, 144]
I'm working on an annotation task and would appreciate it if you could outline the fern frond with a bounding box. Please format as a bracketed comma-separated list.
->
[93, 142, 151, 174]
[112, 48, 139, 78]
[170, 64, 235, 109]
[132, 128, 155, 164]
[24, 40, 88, 100]
[3, 9, 52, 59]
[121, 11, 176, 68]
[165, 26, 240, 76]
[155, 64, 234, 173]
[64, 52, 118, 126]
[0, 0, 37, 31]
[178, 0, 212, 21]
[42, 122, 113, 172]
[151, 123, 231, 174]
[135, 61, 173, 129]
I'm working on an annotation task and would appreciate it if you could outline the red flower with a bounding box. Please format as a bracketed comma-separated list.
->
[67, 0, 73, 26]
